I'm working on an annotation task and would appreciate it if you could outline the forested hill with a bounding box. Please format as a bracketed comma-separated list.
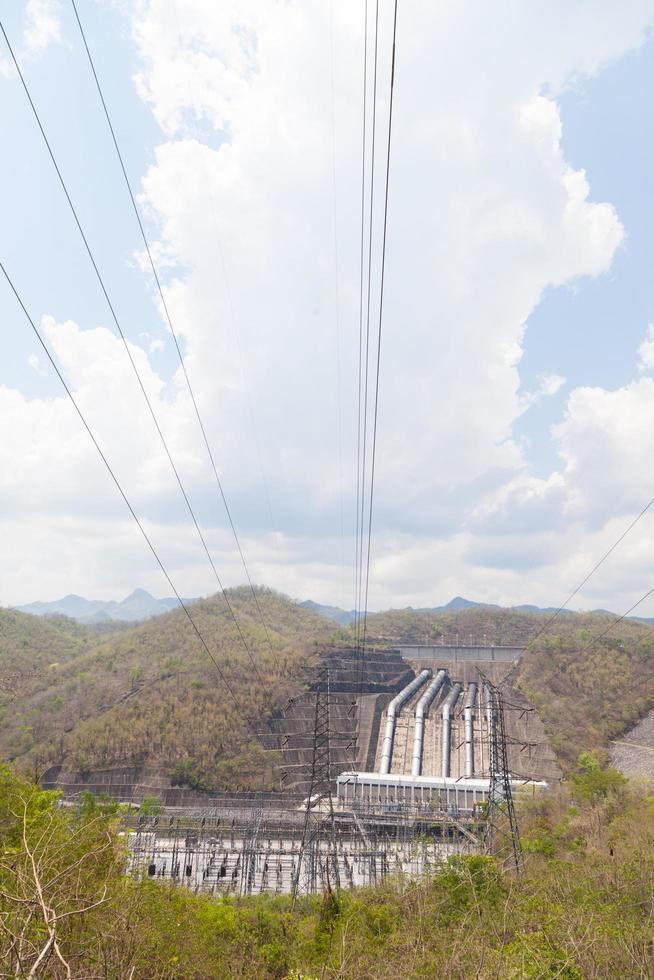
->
[352, 605, 545, 646]
[0, 588, 333, 789]
[3, 596, 654, 785]
[0, 608, 93, 690]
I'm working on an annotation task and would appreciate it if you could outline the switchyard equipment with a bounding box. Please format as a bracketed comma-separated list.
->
[126, 654, 551, 895]
[291, 664, 341, 900]
[128, 796, 480, 896]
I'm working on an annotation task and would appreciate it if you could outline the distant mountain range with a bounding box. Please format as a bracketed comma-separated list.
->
[299, 600, 358, 625]
[302, 595, 654, 627]
[14, 589, 192, 624]
[14, 590, 654, 629]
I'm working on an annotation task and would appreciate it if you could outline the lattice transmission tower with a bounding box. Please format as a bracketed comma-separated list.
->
[482, 675, 523, 874]
[291, 665, 341, 902]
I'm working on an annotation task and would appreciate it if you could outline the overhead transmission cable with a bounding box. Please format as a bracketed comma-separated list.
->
[575, 585, 654, 655]
[360, 0, 398, 660]
[352, 0, 379, 726]
[0, 260, 264, 735]
[356, 0, 380, 661]
[354, 0, 369, 662]
[166, 0, 283, 583]
[353, 0, 397, 754]
[0, 19, 270, 685]
[527, 496, 654, 646]
[69, 0, 278, 665]
[327, 0, 347, 609]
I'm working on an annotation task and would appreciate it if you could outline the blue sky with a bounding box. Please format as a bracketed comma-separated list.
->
[1, 1, 170, 399]
[517, 35, 654, 474]
[3, 1, 654, 614]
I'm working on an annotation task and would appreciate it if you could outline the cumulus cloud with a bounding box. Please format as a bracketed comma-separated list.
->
[28, 353, 48, 377]
[128, 1, 642, 599]
[521, 372, 566, 410]
[23, 0, 61, 59]
[553, 377, 654, 524]
[0, 0, 61, 76]
[637, 323, 654, 371]
[2, 1, 654, 610]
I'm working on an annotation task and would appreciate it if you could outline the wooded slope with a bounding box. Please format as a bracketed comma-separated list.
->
[0, 588, 332, 789]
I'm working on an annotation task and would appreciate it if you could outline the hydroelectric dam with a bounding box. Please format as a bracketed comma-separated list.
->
[46, 644, 561, 896]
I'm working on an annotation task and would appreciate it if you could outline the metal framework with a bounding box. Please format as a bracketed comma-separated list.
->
[483, 676, 523, 873]
[124, 661, 541, 895]
[291, 665, 341, 899]
[128, 798, 481, 896]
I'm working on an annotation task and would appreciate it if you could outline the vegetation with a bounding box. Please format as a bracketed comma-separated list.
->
[3, 596, 654, 786]
[354, 604, 544, 647]
[518, 613, 654, 768]
[0, 608, 91, 692]
[1, 760, 652, 977]
[0, 589, 332, 790]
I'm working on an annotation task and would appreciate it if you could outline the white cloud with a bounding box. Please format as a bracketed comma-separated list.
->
[521, 372, 566, 409]
[129, 3, 640, 585]
[28, 353, 48, 376]
[3, 1, 654, 611]
[0, 0, 61, 77]
[552, 377, 654, 525]
[638, 323, 654, 371]
[539, 373, 566, 397]
[23, 0, 61, 59]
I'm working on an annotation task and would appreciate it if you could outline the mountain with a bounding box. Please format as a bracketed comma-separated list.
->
[299, 600, 357, 625]
[4, 592, 654, 784]
[305, 592, 654, 625]
[1, 588, 334, 790]
[300, 595, 492, 625]
[302, 595, 561, 623]
[15, 589, 192, 624]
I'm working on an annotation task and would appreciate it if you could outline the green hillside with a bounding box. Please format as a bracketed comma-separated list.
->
[1, 763, 652, 977]
[3, 598, 654, 786]
[0, 588, 332, 789]
[518, 613, 654, 767]
[0, 608, 97, 705]
[354, 604, 543, 646]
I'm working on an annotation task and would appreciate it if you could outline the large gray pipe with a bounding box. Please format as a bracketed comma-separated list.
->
[411, 669, 447, 776]
[441, 682, 462, 778]
[464, 682, 478, 778]
[379, 669, 432, 774]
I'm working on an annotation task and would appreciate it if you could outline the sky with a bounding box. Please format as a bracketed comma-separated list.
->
[2, 0, 654, 615]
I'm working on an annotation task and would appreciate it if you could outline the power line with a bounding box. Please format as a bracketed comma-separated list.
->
[356, 0, 380, 657]
[0, 18, 268, 685]
[327, 0, 347, 610]
[166, 0, 284, 591]
[528, 496, 654, 647]
[360, 0, 398, 660]
[354, 0, 369, 659]
[69, 0, 279, 667]
[353, 0, 379, 729]
[351, 0, 370, 751]
[563, 585, 654, 660]
[0, 259, 263, 734]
